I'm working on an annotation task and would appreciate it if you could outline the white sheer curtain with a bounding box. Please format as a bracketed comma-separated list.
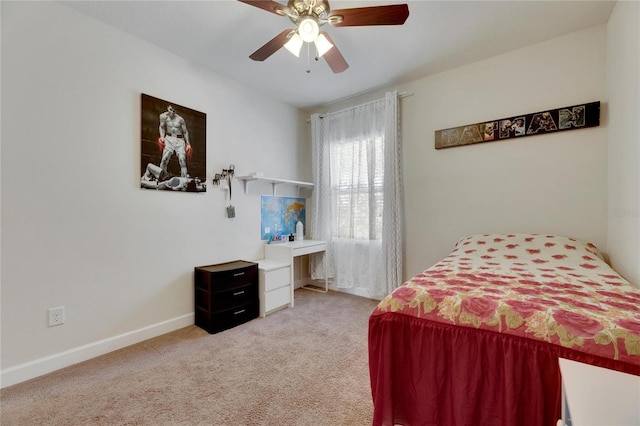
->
[382, 91, 404, 295]
[310, 91, 403, 298]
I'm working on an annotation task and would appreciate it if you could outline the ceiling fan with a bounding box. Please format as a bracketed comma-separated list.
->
[238, 0, 409, 73]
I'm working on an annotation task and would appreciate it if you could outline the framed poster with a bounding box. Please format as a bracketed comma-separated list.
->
[140, 94, 207, 192]
[261, 196, 306, 240]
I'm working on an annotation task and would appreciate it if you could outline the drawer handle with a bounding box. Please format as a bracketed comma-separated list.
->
[233, 290, 245, 296]
[233, 272, 245, 277]
[233, 309, 246, 315]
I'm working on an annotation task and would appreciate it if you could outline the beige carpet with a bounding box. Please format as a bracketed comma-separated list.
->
[1, 290, 380, 425]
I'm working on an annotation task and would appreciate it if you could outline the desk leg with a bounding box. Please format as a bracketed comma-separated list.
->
[301, 251, 328, 293]
[290, 259, 295, 307]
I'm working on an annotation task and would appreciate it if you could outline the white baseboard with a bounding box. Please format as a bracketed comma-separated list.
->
[0, 313, 194, 389]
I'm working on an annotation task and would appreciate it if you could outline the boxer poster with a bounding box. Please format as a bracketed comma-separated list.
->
[140, 94, 207, 192]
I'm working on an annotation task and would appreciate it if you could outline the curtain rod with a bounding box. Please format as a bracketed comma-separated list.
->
[307, 91, 413, 122]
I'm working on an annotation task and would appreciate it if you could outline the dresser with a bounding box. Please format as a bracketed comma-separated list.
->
[194, 260, 258, 334]
[257, 259, 291, 317]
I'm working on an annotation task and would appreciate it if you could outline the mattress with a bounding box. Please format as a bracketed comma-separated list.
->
[368, 234, 640, 425]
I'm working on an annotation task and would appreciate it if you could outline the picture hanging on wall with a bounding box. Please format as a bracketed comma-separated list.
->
[434, 101, 600, 150]
[140, 94, 207, 192]
[260, 196, 306, 241]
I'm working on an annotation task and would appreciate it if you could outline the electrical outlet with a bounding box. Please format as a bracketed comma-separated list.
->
[48, 306, 65, 327]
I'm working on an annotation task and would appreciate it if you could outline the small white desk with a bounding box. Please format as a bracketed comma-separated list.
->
[264, 240, 328, 306]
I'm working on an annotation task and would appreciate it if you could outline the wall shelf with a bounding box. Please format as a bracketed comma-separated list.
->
[236, 175, 314, 196]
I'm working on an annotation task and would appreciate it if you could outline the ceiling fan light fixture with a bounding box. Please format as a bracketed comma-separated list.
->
[298, 17, 319, 43]
[314, 33, 333, 57]
[284, 32, 303, 57]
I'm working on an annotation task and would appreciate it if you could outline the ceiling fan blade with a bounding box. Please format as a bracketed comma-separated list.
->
[328, 4, 409, 27]
[249, 29, 292, 61]
[320, 32, 348, 73]
[237, 0, 290, 16]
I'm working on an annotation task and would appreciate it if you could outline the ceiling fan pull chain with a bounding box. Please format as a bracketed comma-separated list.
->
[306, 42, 311, 73]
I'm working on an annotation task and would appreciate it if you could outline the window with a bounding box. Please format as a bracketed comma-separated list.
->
[310, 92, 402, 297]
[330, 135, 384, 241]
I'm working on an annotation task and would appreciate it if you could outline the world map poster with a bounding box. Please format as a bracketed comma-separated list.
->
[261, 196, 306, 241]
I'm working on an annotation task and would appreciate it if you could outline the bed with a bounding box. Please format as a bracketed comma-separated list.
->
[368, 234, 640, 426]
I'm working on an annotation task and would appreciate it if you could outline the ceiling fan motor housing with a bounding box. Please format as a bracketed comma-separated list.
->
[287, 0, 330, 25]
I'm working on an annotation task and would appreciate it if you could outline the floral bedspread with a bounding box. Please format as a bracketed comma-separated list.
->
[373, 234, 640, 368]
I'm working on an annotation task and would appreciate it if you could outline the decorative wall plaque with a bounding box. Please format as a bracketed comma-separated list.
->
[435, 101, 600, 149]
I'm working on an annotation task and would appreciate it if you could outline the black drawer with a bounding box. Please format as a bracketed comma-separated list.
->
[211, 283, 257, 312]
[207, 302, 258, 334]
[195, 301, 258, 334]
[195, 261, 258, 293]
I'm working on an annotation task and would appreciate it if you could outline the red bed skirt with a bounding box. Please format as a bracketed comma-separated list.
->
[368, 312, 640, 426]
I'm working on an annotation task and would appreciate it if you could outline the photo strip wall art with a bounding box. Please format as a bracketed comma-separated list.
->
[140, 94, 207, 192]
[434, 101, 600, 149]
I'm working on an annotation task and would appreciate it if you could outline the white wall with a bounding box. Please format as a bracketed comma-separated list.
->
[1, 1, 308, 387]
[320, 26, 609, 281]
[400, 26, 609, 280]
[606, 0, 640, 287]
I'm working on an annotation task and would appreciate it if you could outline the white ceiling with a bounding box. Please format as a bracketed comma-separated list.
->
[61, 0, 615, 109]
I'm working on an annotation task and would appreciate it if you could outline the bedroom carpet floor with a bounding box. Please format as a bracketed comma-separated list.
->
[1, 289, 380, 425]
